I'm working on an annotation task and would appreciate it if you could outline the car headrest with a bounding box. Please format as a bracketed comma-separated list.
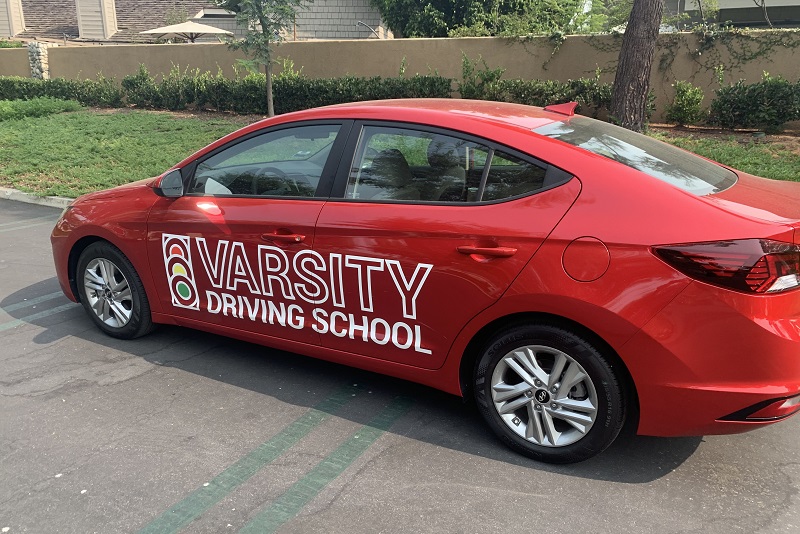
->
[371, 148, 414, 187]
[427, 138, 463, 169]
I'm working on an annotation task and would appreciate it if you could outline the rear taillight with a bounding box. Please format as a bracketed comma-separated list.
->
[653, 239, 800, 294]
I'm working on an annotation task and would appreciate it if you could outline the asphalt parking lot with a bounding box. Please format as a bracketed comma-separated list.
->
[1, 197, 800, 534]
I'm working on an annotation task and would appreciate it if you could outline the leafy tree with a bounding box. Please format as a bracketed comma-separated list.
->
[215, 0, 310, 116]
[164, 4, 190, 26]
[370, 0, 582, 37]
[696, 0, 720, 24]
[610, 0, 664, 132]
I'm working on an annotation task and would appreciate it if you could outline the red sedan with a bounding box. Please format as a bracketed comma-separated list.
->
[51, 99, 800, 463]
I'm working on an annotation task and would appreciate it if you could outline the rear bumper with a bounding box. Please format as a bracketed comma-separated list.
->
[621, 281, 800, 436]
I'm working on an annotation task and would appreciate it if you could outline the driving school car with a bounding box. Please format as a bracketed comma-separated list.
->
[51, 99, 800, 463]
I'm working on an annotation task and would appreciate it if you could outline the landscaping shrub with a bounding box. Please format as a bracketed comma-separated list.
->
[457, 55, 614, 118]
[196, 70, 233, 112]
[709, 74, 800, 133]
[666, 80, 705, 126]
[0, 76, 47, 100]
[0, 39, 24, 48]
[0, 97, 82, 121]
[273, 73, 453, 115]
[457, 54, 505, 100]
[0, 75, 122, 107]
[111, 63, 452, 114]
[121, 64, 161, 108]
[158, 65, 204, 111]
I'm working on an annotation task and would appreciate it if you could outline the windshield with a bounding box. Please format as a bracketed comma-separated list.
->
[533, 117, 737, 195]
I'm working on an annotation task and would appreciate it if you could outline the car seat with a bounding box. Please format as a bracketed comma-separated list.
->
[426, 138, 467, 202]
[369, 148, 420, 201]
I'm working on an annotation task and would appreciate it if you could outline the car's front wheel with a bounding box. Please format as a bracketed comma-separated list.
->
[76, 242, 153, 339]
[474, 324, 625, 463]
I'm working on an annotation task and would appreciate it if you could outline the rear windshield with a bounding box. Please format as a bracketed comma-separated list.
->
[533, 117, 737, 196]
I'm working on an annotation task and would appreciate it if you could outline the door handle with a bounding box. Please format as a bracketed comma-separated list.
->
[262, 233, 306, 243]
[457, 246, 517, 257]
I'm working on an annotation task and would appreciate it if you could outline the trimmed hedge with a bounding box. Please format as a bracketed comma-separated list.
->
[1, 63, 796, 131]
[0, 65, 453, 114]
[120, 65, 454, 114]
[709, 74, 800, 133]
[0, 75, 123, 107]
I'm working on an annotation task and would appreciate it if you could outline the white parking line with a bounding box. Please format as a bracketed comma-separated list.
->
[0, 303, 78, 333]
[0, 216, 56, 228]
[0, 220, 55, 233]
[1, 291, 67, 313]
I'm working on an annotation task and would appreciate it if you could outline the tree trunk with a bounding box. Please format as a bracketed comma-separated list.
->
[752, 1, 773, 28]
[610, 0, 664, 132]
[266, 60, 275, 118]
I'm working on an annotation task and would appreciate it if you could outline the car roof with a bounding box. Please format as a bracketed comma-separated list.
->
[179, 99, 568, 170]
[272, 99, 565, 131]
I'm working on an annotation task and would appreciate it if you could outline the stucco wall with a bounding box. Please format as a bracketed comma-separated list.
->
[47, 43, 246, 80]
[5, 32, 799, 118]
[0, 48, 30, 77]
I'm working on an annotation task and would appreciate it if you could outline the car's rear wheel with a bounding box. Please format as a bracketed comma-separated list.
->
[76, 242, 153, 339]
[474, 324, 625, 463]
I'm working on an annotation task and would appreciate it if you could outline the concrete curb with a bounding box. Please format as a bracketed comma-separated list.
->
[0, 187, 74, 210]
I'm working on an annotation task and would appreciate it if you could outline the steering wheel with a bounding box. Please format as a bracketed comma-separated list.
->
[255, 166, 294, 195]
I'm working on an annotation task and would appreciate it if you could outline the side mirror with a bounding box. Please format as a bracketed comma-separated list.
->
[154, 169, 184, 198]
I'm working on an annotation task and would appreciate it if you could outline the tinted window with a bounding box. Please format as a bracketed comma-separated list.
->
[533, 117, 736, 195]
[346, 126, 491, 202]
[346, 126, 563, 203]
[482, 151, 548, 201]
[189, 125, 339, 197]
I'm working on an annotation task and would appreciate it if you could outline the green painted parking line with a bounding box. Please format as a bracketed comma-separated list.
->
[0, 216, 55, 228]
[137, 384, 365, 534]
[1, 291, 66, 313]
[0, 220, 54, 233]
[239, 396, 413, 534]
[0, 302, 78, 333]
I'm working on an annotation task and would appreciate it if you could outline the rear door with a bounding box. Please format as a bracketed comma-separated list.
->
[147, 121, 350, 346]
[310, 122, 581, 369]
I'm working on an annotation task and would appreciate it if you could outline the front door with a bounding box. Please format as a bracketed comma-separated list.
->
[147, 122, 347, 346]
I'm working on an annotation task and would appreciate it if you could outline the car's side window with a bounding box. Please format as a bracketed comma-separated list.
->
[482, 151, 549, 201]
[345, 125, 566, 203]
[345, 126, 491, 202]
[189, 124, 340, 197]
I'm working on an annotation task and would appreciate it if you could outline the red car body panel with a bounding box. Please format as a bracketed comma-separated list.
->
[146, 196, 326, 346]
[51, 179, 163, 313]
[312, 179, 581, 370]
[51, 99, 800, 440]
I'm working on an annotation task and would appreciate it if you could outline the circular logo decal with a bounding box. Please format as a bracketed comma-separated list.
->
[535, 389, 550, 403]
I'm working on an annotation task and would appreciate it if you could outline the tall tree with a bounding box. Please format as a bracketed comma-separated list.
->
[610, 0, 664, 132]
[369, 0, 580, 37]
[215, 0, 310, 117]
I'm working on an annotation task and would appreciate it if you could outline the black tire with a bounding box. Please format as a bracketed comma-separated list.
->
[76, 241, 153, 339]
[474, 324, 625, 464]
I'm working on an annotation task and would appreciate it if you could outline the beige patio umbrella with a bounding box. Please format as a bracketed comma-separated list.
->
[139, 21, 233, 43]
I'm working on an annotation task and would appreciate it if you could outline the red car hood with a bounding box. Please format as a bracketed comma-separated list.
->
[75, 177, 157, 202]
[706, 172, 800, 227]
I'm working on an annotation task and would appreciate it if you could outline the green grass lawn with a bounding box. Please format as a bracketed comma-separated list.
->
[0, 109, 797, 198]
[649, 131, 800, 183]
[0, 109, 245, 198]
